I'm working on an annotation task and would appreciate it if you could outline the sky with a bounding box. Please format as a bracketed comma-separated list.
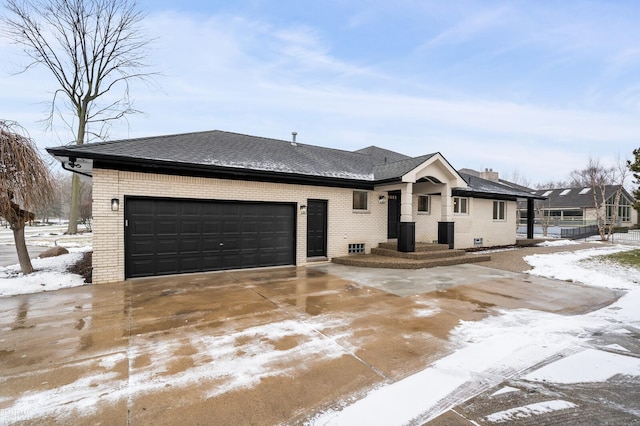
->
[1, 0, 640, 186]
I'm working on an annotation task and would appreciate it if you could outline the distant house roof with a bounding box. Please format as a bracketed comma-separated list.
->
[530, 185, 635, 208]
[47, 129, 540, 200]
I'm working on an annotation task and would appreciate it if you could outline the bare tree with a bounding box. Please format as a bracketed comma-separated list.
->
[2, 0, 155, 234]
[570, 157, 628, 241]
[506, 169, 531, 189]
[534, 199, 552, 237]
[534, 180, 569, 190]
[629, 148, 640, 215]
[0, 120, 55, 274]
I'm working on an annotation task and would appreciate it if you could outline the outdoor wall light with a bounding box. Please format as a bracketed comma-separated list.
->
[300, 205, 307, 215]
[379, 195, 386, 204]
[111, 198, 119, 212]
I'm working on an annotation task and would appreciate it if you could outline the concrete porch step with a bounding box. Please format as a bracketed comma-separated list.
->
[331, 253, 492, 269]
[378, 242, 450, 252]
[371, 247, 466, 260]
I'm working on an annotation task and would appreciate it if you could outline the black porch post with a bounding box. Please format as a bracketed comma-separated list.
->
[527, 198, 535, 239]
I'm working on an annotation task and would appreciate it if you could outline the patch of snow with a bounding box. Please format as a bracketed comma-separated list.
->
[0, 250, 90, 297]
[604, 344, 630, 352]
[485, 400, 578, 423]
[535, 240, 578, 247]
[413, 307, 439, 317]
[8, 318, 352, 420]
[202, 158, 374, 180]
[491, 386, 520, 396]
[313, 245, 640, 424]
[473, 247, 517, 254]
[523, 349, 640, 384]
[0, 224, 92, 297]
[524, 245, 638, 290]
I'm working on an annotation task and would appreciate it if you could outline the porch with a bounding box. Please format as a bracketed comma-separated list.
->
[331, 242, 491, 269]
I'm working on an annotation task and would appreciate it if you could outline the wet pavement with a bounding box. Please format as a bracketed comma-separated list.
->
[0, 263, 629, 425]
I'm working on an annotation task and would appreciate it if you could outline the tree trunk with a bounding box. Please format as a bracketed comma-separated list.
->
[67, 112, 86, 235]
[68, 173, 80, 234]
[12, 223, 34, 274]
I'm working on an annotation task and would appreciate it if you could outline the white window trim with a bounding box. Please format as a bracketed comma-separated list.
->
[493, 200, 506, 221]
[417, 195, 431, 214]
[453, 196, 469, 215]
[352, 190, 369, 212]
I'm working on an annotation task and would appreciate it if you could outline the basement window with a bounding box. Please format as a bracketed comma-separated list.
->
[348, 243, 365, 254]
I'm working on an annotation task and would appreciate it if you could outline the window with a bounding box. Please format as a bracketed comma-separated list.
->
[607, 195, 632, 223]
[559, 189, 571, 196]
[348, 243, 365, 254]
[493, 200, 506, 221]
[353, 191, 368, 210]
[542, 190, 553, 197]
[418, 195, 430, 213]
[453, 197, 468, 214]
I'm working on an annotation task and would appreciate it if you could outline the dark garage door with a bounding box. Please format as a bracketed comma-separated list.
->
[125, 197, 296, 278]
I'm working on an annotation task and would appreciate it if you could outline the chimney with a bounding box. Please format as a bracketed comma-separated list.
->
[291, 131, 298, 146]
[480, 168, 499, 182]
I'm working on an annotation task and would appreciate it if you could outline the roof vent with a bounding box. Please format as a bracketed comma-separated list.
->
[291, 131, 298, 146]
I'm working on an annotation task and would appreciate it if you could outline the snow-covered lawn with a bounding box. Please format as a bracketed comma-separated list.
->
[0, 223, 92, 249]
[0, 224, 92, 297]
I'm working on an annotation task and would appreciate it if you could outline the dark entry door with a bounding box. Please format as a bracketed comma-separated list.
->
[125, 197, 295, 278]
[387, 191, 401, 239]
[307, 199, 327, 257]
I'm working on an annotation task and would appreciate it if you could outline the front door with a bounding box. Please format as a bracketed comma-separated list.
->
[307, 199, 327, 257]
[387, 191, 401, 239]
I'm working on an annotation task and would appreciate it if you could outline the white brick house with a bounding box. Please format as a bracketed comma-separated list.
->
[48, 130, 541, 284]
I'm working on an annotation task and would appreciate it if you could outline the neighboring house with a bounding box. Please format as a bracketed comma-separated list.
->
[48, 130, 541, 284]
[526, 186, 638, 227]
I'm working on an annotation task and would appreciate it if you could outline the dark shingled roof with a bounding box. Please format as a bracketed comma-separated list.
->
[373, 154, 437, 181]
[354, 146, 411, 165]
[456, 172, 544, 200]
[530, 185, 634, 208]
[47, 129, 542, 200]
[49, 130, 375, 180]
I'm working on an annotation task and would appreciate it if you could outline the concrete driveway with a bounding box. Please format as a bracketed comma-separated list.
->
[0, 263, 622, 425]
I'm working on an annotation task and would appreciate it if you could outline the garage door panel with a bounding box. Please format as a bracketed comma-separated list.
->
[181, 239, 200, 253]
[180, 258, 201, 272]
[131, 240, 155, 254]
[157, 258, 180, 274]
[125, 198, 295, 278]
[181, 221, 201, 234]
[157, 220, 178, 235]
[157, 239, 179, 254]
[131, 221, 154, 236]
[202, 221, 221, 234]
[156, 201, 179, 217]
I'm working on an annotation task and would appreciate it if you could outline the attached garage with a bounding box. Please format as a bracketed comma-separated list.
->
[125, 197, 296, 278]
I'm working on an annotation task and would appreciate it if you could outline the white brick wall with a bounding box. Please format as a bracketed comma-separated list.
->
[92, 168, 389, 283]
[92, 168, 519, 283]
[452, 198, 518, 249]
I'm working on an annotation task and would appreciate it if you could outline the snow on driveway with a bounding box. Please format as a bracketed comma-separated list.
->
[312, 244, 640, 425]
[2, 225, 639, 424]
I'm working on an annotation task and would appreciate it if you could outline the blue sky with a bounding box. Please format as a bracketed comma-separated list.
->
[2, 0, 640, 185]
